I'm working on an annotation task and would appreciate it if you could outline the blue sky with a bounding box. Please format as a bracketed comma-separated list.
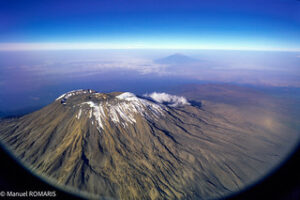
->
[0, 0, 299, 51]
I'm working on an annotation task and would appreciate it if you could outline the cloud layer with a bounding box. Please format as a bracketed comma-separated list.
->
[144, 92, 190, 107]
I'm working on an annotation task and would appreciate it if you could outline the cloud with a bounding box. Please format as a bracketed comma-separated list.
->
[11, 57, 168, 77]
[144, 92, 190, 107]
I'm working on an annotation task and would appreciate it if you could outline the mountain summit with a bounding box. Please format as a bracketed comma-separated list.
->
[154, 53, 199, 65]
[0, 89, 290, 199]
[56, 90, 167, 131]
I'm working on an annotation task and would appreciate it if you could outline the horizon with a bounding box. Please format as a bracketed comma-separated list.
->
[0, 43, 300, 52]
[0, 49, 299, 115]
[1, 0, 299, 114]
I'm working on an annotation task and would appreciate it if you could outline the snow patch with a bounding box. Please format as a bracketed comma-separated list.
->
[76, 109, 82, 119]
[80, 93, 166, 131]
[82, 101, 105, 129]
[56, 89, 95, 101]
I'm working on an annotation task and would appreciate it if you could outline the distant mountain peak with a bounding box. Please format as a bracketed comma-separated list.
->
[155, 53, 199, 65]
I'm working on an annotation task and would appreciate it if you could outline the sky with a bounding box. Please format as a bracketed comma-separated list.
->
[0, 0, 300, 113]
[0, 0, 300, 51]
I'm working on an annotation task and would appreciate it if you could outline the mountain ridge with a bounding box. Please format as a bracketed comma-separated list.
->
[0, 89, 295, 200]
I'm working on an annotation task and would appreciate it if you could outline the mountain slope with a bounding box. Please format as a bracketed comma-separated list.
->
[0, 89, 295, 199]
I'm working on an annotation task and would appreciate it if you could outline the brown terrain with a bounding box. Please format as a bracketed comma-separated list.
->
[0, 85, 299, 200]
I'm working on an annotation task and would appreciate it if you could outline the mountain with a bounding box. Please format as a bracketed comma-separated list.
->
[154, 53, 199, 65]
[0, 89, 297, 200]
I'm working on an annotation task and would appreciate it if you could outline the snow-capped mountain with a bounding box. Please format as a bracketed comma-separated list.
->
[0, 89, 294, 199]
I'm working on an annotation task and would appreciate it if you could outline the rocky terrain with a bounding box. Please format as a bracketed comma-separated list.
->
[0, 88, 298, 200]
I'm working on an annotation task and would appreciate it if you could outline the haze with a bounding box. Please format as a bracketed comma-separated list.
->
[0, 50, 299, 114]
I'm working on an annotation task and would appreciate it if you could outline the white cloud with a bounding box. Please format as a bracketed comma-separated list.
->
[144, 92, 190, 107]
[9, 57, 168, 77]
